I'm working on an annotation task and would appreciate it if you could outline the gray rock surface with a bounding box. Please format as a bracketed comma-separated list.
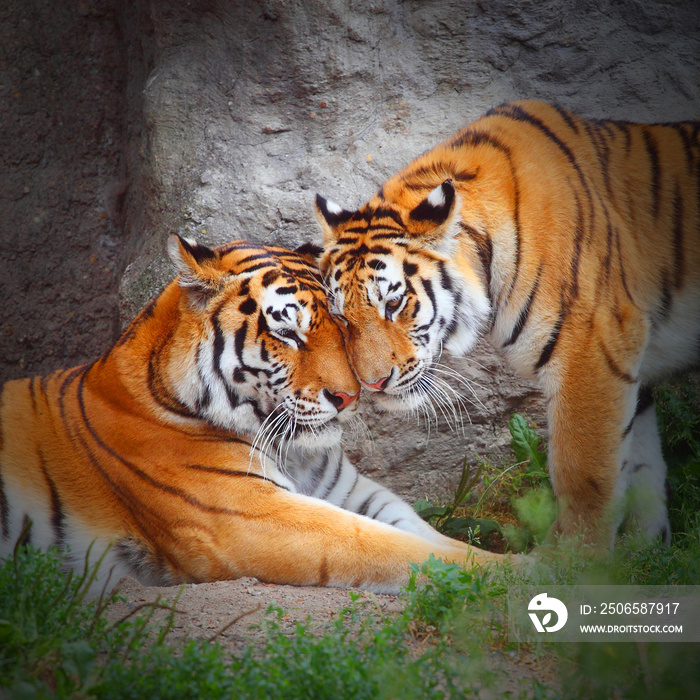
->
[2, 0, 698, 500]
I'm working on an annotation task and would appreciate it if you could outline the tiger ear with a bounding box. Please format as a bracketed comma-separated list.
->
[167, 234, 225, 309]
[409, 180, 461, 255]
[314, 194, 354, 244]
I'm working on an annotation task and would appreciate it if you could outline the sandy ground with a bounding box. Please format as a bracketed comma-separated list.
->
[104, 574, 556, 693]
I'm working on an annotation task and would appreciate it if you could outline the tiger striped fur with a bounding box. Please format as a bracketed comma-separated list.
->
[0, 236, 502, 594]
[316, 100, 700, 549]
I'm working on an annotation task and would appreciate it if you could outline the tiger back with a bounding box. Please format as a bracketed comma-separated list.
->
[0, 235, 500, 594]
[316, 100, 700, 548]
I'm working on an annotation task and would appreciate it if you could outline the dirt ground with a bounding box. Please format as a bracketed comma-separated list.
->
[105, 574, 556, 691]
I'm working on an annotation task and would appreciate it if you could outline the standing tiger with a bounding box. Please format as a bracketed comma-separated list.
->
[315, 100, 700, 548]
[0, 236, 501, 594]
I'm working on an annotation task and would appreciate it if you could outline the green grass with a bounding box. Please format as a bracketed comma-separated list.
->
[0, 546, 524, 699]
[2, 381, 698, 699]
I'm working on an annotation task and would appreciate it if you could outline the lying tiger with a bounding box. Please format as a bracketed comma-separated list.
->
[0, 235, 502, 594]
[316, 100, 700, 548]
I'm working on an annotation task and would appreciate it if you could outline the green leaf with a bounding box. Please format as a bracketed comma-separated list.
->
[0, 619, 15, 643]
[61, 639, 97, 678]
[414, 501, 449, 521]
[441, 517, 500, 539]
[509, 414, 548, 477]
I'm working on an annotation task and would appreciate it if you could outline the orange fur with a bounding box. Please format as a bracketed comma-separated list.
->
[317, 100, 700, 547]
[0, 237, 503, 593]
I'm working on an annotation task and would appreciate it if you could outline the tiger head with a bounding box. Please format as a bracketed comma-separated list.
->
[314, 180, 491, 412]
[163, 235, 360, 450]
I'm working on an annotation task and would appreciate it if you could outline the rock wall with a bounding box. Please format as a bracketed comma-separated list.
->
[2, 0, 698, 500]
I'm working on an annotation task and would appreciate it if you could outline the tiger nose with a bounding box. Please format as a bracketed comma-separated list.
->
[323, 388, 360, 411]
[362, 375, 390, 391]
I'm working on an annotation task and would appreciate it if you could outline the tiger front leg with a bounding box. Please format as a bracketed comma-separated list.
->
[314, 451, 475, 551]
[546, 353, 642, 549]
[200, 484, 505, 593]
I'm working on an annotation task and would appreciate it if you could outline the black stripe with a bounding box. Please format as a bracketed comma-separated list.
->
[438, 261, 453, 291]
[370, 206, 404, 227]
[29, 377, 38, 413]
[552, 104, 580, 134]
[636, 386, 654, 415]
[56, 366, 89, 447]
[262, 269, 281, 287]
[615, 121, 633, 155]
[58, 371, 163, 542]
[421, 278, 438, 330]
[672, 122, 697, 160]
[148, 332, 199, 419]
[672, 182, 684, 290]
[489, 104, 589, 190]
[623, 386, 654, 437]
[566, 191, 585, 307]
[602, 214, 614, 280]
[642, 128, 661, 218]
[586, 121, 613, 198]
[186, 464, 289, 491]
[76, 375, 249, 516]
[306, 453, 329, 495]
[319, 455, 343, 500]
[342, 473, 359, 507]
[403, 261, 418, 276]
[239, 298, 257, 315]
[236, 252, 273, 266]
[615, 229, 636, 305]
[460, 223, 493, 296]
[489, 104, 594, 255]
[371, 500, 391, 521]
[658, 272, 673, 321]
[212, 310, 240, 409]
[503, 264, 542, 347]
[535, 310, 564, 370]
[369, 245, 392, 255]
[586, 476, 602, 497]
[38, 454, 65, 548]
[357, 490, 381, 516]
[600, 342, 636, 384]
[240, 261, 276, 275]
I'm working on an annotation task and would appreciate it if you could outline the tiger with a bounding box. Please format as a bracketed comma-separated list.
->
[315, 100, 700, 550]
[0, 234, 505, 595]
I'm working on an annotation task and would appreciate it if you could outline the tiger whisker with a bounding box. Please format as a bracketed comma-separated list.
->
[412, 380, 437, 438]
[282, 398, 300, 468]
[252, 407, 290, 476]
[268, 412, 293, 477]
[417, 374, 461, 432]
[248, 404, 284, 474]
[427, 372, 473, 430]
[430, 363, 487, 412]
